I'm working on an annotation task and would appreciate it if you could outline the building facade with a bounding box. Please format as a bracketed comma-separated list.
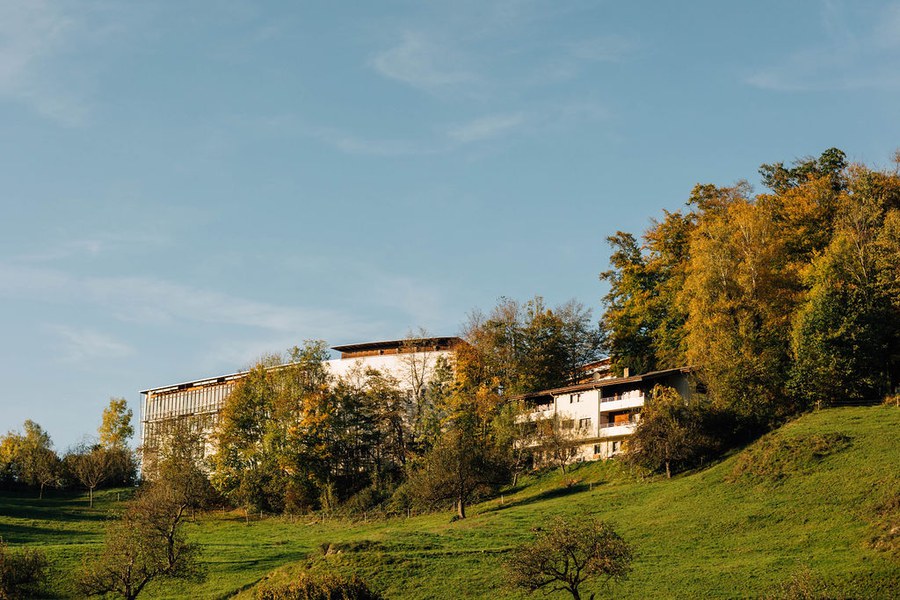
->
[519, 366, 693, 462]
[140, 337, 461, 473]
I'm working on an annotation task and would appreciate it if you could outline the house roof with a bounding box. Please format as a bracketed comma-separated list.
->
[515, 366, 694, 400]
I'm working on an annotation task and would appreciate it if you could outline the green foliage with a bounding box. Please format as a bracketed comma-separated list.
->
[407, 413, 510, 519]
[600, 148, 900, 430]
[2, 406, 899, 598]
[505, 517, 632, 599]
[0, 540, 48, 599]
[625, 386, 721, 478]
[727, 432, 851, 484]
[98, 398, 134, 451]
[458, 296, 602, 397]
[254, 572, 383, 600]
[0, 421, 61, 497]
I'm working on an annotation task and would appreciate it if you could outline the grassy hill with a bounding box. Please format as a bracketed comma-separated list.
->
[2, 406, 898, 598]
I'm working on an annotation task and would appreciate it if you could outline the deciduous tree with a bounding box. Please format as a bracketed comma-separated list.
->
[506, 517, 632, 600]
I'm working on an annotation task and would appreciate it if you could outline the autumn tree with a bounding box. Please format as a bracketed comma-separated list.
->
[78, 486, 204, 600]
[64, 443, 114, 508]
[506, 517, 632, 600]
[99, 398, 134, 450]
[0, 421, 61, 498]
[458, 297, 602, 398]
[625, 385, 717, 478]
[789, 168, 900, 407]
[681, 184, 798, 424]
[408, 408, 509, 519]
[600, 210, 694, 376]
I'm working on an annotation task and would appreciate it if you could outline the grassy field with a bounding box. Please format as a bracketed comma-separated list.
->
[2, 405, 898, 599]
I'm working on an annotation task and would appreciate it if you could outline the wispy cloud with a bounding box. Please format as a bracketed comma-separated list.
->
[0, 1, 86, 125]
[45, 324, 134, 362]
[0, 262, 370, 337]
[447, 112, 527, 143]
[370, 31, 477, 94]
[745, 2, 900, 92]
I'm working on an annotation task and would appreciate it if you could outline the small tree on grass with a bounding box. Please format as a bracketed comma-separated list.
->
[506, 517, 632, 600]
[78, 477, 205, 599]
[65, 444, 113, 507]
[85, 431, 213, 597]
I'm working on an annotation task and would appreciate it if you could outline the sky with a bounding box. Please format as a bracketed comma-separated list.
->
[1, 0, 899, 450]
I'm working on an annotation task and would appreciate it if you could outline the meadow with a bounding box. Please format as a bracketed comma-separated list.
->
[2, 405, 898, 599]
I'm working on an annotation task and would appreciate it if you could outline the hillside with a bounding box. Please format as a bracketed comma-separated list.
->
[2, 406, 898, 598]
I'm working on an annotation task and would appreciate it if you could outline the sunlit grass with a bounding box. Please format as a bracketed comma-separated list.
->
[1, 406, 898, 598]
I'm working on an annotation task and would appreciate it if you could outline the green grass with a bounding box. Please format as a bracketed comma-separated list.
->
[2, 406, 898, 599]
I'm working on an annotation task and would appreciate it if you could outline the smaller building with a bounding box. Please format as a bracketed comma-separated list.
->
[519, 366, 693, 462]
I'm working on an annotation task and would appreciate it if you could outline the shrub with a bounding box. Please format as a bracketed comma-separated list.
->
[0, 541, 48, 599]
[254, 572, 383, 600]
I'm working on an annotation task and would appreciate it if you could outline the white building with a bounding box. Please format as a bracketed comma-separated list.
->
[519, 366, 693, 462]
[139, 337, 461, 471]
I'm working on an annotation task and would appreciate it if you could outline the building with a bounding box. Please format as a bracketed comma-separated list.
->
[140, 337, 461, 472]
[518, 366, 694, 462]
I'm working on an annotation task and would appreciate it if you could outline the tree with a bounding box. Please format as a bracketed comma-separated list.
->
[65, 444, 113, 507]
[408, 411, 508, 519]
[99, 398, 134, 450]
[681, 187, 797, 424]
[458, 297, 602, 398]
[78, 488, 203, 600]
[789, 171, 900, 407]
[533, 414, 581, 475]
[600, 210, 694, 376]
[627, 385, 714, 478]
[506, 517, 632, 600]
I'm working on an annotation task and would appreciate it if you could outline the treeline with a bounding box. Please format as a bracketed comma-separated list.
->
[187, 297, 602, 519]
[601, 148, 900, 431]
[0, 399, 137, 504]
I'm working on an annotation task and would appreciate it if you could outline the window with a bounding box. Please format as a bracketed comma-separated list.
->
[569, 393, 582, 403]
[593, 444, 602, 455]
[612, 441, 620, 453]
[578, 417, 591, 430]
[561, 419, 575, 430]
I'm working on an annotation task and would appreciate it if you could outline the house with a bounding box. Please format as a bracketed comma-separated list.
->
[139, 337, 461, 473]
[518, 366, 694, 462]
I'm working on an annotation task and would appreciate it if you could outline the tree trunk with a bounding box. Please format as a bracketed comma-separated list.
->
[457, 498, 466, 519]
[89, 486, 94, 507]
[665, 460, 671, 479]
[570, 586, 581, 600]
[39, 483, 44, 500]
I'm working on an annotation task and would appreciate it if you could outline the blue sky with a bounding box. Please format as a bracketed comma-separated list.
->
[1, 0, 898, 450]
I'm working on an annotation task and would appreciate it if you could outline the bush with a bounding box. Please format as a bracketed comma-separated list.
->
[254, 572, 383, 600]
[0, 541, 48, 599]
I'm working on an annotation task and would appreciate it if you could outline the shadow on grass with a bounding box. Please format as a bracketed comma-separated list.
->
[482, 483, 593, 513]
[0, 521, 100, 545]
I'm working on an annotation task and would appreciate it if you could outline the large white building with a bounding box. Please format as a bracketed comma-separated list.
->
[519, 366, 694, 462]
[139, 337, 461, 470]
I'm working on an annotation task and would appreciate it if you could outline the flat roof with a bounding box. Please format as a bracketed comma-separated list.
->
[331, 336, 463, 353]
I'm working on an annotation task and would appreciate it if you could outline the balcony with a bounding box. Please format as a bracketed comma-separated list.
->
[599, 421, 637, 437]
[599, 392, 645, 412]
